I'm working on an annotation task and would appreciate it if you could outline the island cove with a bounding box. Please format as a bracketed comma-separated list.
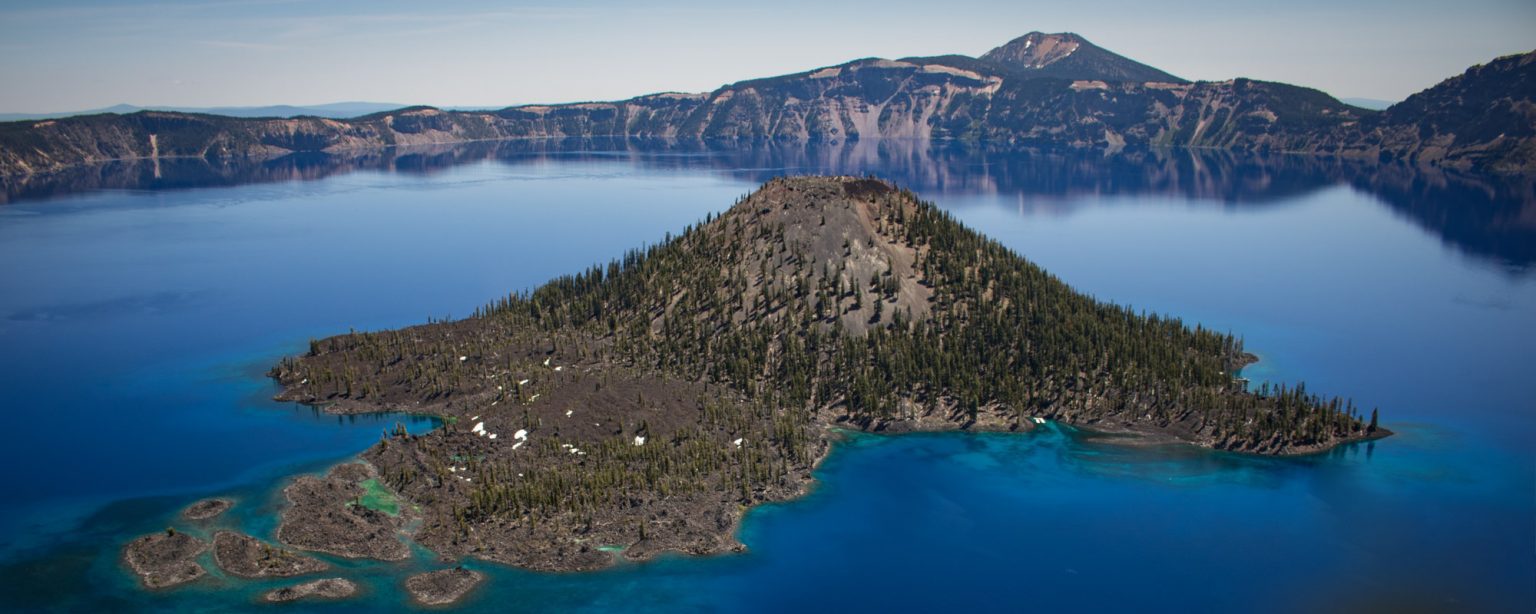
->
[115, 175, 1388, 593]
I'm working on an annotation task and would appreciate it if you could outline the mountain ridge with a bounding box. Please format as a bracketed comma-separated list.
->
[0, 101, 408, 122]
[1, 34, 1532, 176]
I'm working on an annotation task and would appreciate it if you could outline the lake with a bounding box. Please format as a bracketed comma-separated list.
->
[0, 140, 1531, 612]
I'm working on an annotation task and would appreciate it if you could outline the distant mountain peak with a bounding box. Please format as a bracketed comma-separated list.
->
[979, 31, 1186, 83]
[981, 32, 1085, 69]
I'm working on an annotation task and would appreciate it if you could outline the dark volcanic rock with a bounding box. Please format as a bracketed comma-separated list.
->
[276, 463, 410, 561]
[211, 531, 329, 578]
[405, 567, 485, 606]
[262, 577, 357, 603]
[122, 529, 207, 589]
[181, 498, 232, 521]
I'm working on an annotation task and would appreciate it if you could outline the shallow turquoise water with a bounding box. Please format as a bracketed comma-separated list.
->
[0, 143, 1530, 612]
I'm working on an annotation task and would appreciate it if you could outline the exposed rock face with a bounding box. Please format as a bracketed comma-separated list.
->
[122, 530, 207, 589]
[405, 568, 485, 606]
[1313, 51, 1536, 173]
[0, 35, 1529, 176]
[181, 498, 231, 521]
[262, 578, 357, 603]
[211, 531, 330, 578]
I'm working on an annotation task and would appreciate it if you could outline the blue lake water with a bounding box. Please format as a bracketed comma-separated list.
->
[0, 141, 1531, 612]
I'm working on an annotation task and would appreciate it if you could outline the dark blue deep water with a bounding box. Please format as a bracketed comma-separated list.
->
[0, 141, 1531, 612]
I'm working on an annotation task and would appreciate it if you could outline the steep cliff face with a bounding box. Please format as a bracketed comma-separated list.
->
[1311, 52, 1536, 173]
[0, 107, 512, 176]
[927, 76, 1364, 150]
[1, 34, 1531, 177]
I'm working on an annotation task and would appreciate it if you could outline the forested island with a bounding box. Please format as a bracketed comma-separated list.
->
[249, 176, 1386, 575]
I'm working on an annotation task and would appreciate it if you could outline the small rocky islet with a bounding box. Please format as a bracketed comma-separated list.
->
[263, 577, 358, 603]
[180, 498, 232, 521]
[129, 175, 1390, 602]
[211, 531, 329, 579]
[405, 567, 485, 606]
[122, 529, 207, 589]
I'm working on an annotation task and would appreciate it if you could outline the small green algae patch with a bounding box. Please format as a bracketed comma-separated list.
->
[354, 478, 400, 516]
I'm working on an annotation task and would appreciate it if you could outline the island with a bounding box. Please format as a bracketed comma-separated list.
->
[262, 578, 358, 603]
[211, 531, 329, 579]
[180, 498, 232, 521]
[405, 568, 485, 606]
[263, 175, 1388, 576]
[122, 528, 207, 589]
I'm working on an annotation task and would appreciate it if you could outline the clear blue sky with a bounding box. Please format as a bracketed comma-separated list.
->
[0, 0, 1531, 112]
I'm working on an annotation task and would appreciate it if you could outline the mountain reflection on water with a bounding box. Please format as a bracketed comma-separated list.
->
[4, 138, 1531, 272]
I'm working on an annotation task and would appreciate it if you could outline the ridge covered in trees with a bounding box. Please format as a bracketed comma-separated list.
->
[268, 176, 1385, 571]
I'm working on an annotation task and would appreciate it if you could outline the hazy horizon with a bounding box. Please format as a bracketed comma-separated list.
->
[1, 0, 1532, 114]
